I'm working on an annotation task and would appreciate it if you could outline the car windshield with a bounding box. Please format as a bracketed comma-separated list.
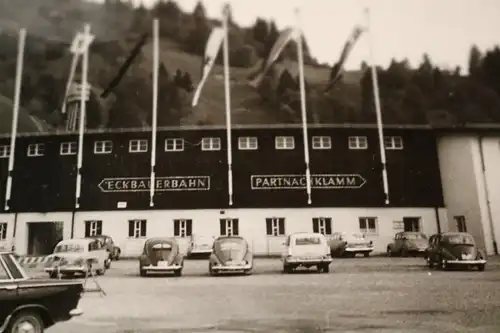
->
[444, 234, 475, 245]
[405, 233, 427, 240]
[295, 236, 321, 245]
[54, 244, 84, 253]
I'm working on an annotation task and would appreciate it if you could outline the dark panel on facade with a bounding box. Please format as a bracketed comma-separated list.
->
[0, 138, 9, 212]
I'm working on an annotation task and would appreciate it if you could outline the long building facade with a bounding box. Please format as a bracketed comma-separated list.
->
[0, 124, 497, 257]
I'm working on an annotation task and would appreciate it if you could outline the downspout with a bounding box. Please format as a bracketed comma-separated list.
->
[434, 207, 441, 234]
[478, 136, 498, 255]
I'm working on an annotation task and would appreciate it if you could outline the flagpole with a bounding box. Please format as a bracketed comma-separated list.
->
[75, 23, 92, 209]
[4, 28, 26, 212]
[222, 4, 233, 206]
[61, 52, 80, 115]
[365, 8, 389, 204]
[295, 8, 312, 205]
[150, 18, 159, 207]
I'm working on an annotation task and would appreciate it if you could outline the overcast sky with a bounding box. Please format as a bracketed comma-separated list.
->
[126, 0, 500, 72]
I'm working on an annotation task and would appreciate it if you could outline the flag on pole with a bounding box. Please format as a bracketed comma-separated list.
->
[149, 19, 160, 207]
[364, 8, 390, 204]
[248, 27, 298, 88]
[3, 28, 26, 212]
[191, 27, 225, 107]
[294, 9, 312, 205]
[221, 3, 234, 206]
[324, 25, 365, 93]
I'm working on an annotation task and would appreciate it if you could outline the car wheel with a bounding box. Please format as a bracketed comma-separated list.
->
[477, 264, 485, 271]
[386, 247, 392, 257]
[140, 268, 147, 277]
[114, 249, 121, 261]
[440, 259, 449, 271]
[48, 272, 58, 279]
[283, 263, 292, 274]
[174, 269, 182, 277]
[8, 311, 44, 333]
[426, 257, 434, 268]
[244, 269, 252, 275]
[322, 264, 330, 273]
[363, 252, 370, 258]
[401, 249, 408, 257]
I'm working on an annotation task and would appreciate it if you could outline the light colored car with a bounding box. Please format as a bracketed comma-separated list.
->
[139, 237, 184, 277]
[187, 234, 216, 257]
[328, 232, 374, 257]
[208, 236, 253, 275]
[44, 238, 110, 278]
[281, 232, 333, 273]
[387, 232, 428, 257]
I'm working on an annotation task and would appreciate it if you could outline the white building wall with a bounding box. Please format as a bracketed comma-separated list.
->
[437, 135, 500, 255]
[68, 207, 441, 257]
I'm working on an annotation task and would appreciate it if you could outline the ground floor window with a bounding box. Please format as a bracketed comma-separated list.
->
[359, 217, 378, 234]
[174, 219, 193, 237]
[312, 217, 332, 235]
[454, 216, 467, 232]
[0, 223, 7, 240]
[220, 218, 239, 236]
[402, 217, 421, 232]
[266, 218, 285, 236]
[128, 219, 147, 238]
[84, 220, 102, 237]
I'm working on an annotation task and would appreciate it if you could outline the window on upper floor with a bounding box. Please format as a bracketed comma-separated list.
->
[312, 136, 332, 150]
[348, 136, 368, 150]
[27, 143, 45, 157]
[275, 136, 295, 150]
[94, 140, 113, 154]
[384, 136, 404, 150]
[238, 136, 258, 150]
[165, 138, 184, 152]
[60, 142, 77, 155]
[129, 139, 148, 153]
[201, 137, 221, 151]
[0, 145, 10, 158]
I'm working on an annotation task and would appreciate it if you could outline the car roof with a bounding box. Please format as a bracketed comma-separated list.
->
[145, 237, 176, 243]
[441, 232, 472, 236]
[216, 235, 243, 240]
[57, 238, 92, 245]
[290, 232, 324, 238]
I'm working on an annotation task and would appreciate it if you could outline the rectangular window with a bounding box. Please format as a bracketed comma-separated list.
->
[201, 137, 221, 151]
[359, 217, 378, 234]
[60, 142, 77, 155]
[402, 217, 421, 232]
[27, 143, 45, 157]
[165, 138, 184, 152]
[94, 140, 113, 154]
[384, 136, 404, 150]
[312, 217, 332, 235]
[238, 136, 258, 150]
[173, 219, 193, 237]
[0, 145, 10, 158]
[219, 218, 239, 236]
[265, 218, 285, 236]
[84, 220, 103, 237]
[0, 223, 7, 240]
[128, 219, 147, 238]
[348, 136, 368, 150]
[312, 136, 332, 150]
[275, 136, 295, 150]
[129, 139, 148, 153]
[454, 216, 467, 232]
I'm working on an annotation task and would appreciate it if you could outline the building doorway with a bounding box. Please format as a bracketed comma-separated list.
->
[402, 217, 421, 232]
[27, 222, 64, 255]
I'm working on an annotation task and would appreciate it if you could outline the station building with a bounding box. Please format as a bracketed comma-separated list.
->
[0, 123, 498, 257]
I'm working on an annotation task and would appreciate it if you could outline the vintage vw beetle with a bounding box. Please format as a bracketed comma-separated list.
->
[426, 232, 487, 271]
[0, 251, 84, 333]
[139, 237, 184, 277]
[208, 236, 253, 275]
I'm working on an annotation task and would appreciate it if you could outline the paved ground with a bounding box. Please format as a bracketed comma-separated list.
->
[38, 257, 500, 333]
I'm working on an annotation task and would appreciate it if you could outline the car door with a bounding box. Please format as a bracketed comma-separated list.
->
[281, 236, 290, 261]
[392, 233, 401, 253]
[427, 235, 437, 261]
[0, 257, 18, 323]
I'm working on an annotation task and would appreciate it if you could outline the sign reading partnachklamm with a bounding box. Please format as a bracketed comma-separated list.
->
[98, 176, 210, 192]
[251, 174, 366, 190]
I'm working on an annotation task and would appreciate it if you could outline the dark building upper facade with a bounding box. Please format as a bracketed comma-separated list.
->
[0, 125, 444, 213]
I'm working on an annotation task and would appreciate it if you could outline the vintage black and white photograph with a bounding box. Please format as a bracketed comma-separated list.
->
[0, 0, 500, 332]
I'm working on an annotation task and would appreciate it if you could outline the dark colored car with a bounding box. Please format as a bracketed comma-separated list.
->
[425, 232, 487, 271]
[139, 238, 184, 277]
[209, 236, 253, 276]
[87, 235, 121, 261]
[0, 251, 84, 333]
[387, 232, 428, 257]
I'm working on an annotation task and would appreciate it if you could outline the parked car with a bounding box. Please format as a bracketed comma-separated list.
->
[87, 235, 121, 261]
[44, 238, 110, 278]
[387, 232, 428, 257]
[209, 236, 253, 275]
[0, 251, 84, 333]
[139, 237, 184, 277]
[425, 232, 487, 271]
[328, 232, 374, 257]
[281, 232, 332, 273]
[187, 234, 216, 257]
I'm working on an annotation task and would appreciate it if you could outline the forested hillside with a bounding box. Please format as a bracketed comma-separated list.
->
[0, 0, 499, 133]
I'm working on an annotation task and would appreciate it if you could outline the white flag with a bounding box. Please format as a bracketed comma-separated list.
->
[191, 27, 225, 107]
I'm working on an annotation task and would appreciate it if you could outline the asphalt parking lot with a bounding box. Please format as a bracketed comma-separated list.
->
[42, 257, 500, 333]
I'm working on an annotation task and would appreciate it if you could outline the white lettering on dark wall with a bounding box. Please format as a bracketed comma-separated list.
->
[251, 174, 366, 189]
[98, 176, 210, 192]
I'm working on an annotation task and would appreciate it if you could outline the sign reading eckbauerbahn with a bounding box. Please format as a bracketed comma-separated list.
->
[251, 174, 366, 190]
[98, 176, 210, 192]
